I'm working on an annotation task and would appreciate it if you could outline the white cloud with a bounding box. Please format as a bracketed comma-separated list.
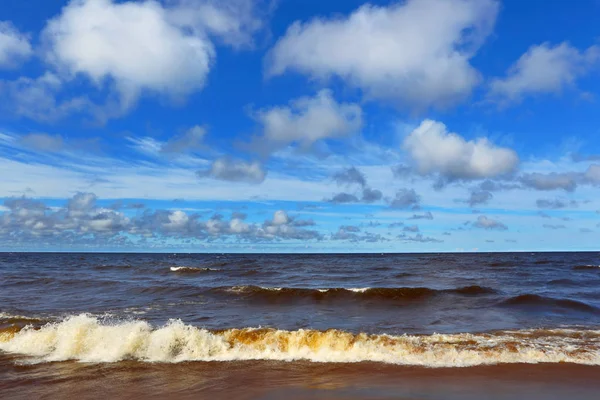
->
[42, 0, 215, 112]
[198, 157, 266, 184]
[473, 215, 507, 230]
[0, 72, 91, 122]
[254, 89, 362, 152]
[166, 0, 269, 49]
[520, 172, 578, 192]
[488, 42, 600, 104]
[266, 0, 499, 109]
[0, 21, 32, 68]
[403, 120, 519, 180]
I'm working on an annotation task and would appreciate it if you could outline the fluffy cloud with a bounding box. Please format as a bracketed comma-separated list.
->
[327, 167, 382, 203]
[520, 172, 578, 192]
[0, 72, 91, 122]
[466, 190, 493, 207]
[327, 187, 382, 204]
[259, 210, 321, 240]
[389, 188, 420, 209]
[331, 226, 387, 243]
[489, 42, 600, 104]
[165, 0, 270, 49]
[473, 215, 507, 230]
[398, 233, 442, 243]
[253, 89, 362, 152]
[408, 211, 433, 220]
[333, 167, 366, 188]
[42, 0, 216, 111]
[0, 21, 32, 68]
[267, 0, 498, 110]
[197, 158, 266, 184]
[403, 120, 519, 181]
[0, 194, 321, 247]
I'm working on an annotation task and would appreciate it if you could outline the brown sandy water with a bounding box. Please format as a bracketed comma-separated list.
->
[1, 354, 599, 399]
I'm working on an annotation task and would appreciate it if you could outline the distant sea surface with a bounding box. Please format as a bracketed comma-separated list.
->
[2, 252, 600, 399]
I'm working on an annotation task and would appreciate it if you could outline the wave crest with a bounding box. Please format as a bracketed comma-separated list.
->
[1, 314, 599, 366]
[212, 285, 496, 301]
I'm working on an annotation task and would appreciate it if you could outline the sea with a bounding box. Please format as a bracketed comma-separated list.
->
[1, 252, 600, 399]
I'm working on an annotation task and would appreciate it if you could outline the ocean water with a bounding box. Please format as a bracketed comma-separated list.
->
[2, 252, 600, 399]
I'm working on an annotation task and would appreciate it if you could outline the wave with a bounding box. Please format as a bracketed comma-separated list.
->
[209, 285, 497, 301]
[500, 294, 600, 313]
[170, 266, 221, 273]
[1, 314, 599, 366]
[573, 265, 600, 271]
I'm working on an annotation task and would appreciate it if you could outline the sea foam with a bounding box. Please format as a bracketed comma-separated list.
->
[1, 314, 600, 367]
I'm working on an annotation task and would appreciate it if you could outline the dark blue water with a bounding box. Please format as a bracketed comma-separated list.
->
[2, 252, 600, 334]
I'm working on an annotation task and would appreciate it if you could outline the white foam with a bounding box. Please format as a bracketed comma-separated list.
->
[2, 314, 600, 366]
[170, 266, 220, 272]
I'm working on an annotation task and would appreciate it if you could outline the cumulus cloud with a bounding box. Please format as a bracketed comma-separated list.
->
[408, 211, 433, 220]
[161, 125, 206, 154]
[403, 120, 518, 181]
[41, 0, 217, 112]
[197, 158, 266, 184]
[398, 233, 442, 243]
[331, 226, 387, 243]
[520, 172, 578, 192]
[361, 188, 383, 203]
[333, 166, 366, 188]
[389, 188, 420, 209]
[478, 179, 520, 192]
[165, 0, 271, 49]
[0, 194, 321, 248]
[253, 89, 362, 152]
[327, 192, 359, 204]
[473, 215, 507, 230]
[465, 190, 493, 207]
[3, 0, 266, 122]
[391, 164, 412, 179]
[0, 72, 91, 122]
[339, 225, 360, 233]
[18, 133, 65, 152]
[266, 0, 499, 110]
[327, 187, 382, 204]
[536, 198, 577, 209]
[259, 210, 321, 240]
[0, 21, 32, 68]
[403, 224, 419, 233]
[327, 167, 382, 204]
[488, 42, 600, 105]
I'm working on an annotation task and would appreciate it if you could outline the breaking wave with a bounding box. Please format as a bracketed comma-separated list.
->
[1, 314, 600, 367]
[573, 265, 600, 271]
[170, 266, 221, 273]
[209, 285, 497, 301]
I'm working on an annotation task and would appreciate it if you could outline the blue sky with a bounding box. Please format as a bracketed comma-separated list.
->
[1, 0, 600, 252]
